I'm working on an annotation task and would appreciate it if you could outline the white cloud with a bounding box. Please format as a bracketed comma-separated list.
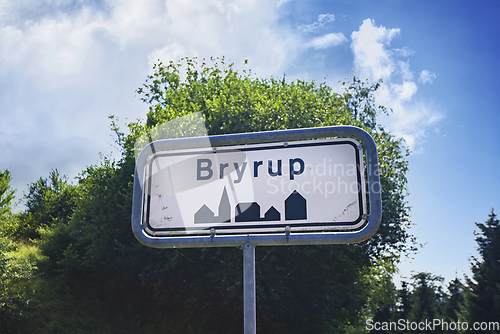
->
[351, 18, 400, 82]
[0, 0, 300, 197]
[398, 60, 413, 81]
[394, 81, 418, 101]
[0, 0, 299, 79]
[0, 8, 101, 78]
[149, 42, 187, 68]
[319, 14, 335, 23]
[419, 70, 437, 84]
[394, 47, 415, 57]
[350, 19, 443, 151]
[300, 13, 335, 33]
[306, 32, 347, 49]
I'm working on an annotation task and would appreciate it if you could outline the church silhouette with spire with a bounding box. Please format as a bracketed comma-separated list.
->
[194, 187, 306, 224]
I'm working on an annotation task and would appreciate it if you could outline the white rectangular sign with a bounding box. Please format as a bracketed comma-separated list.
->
[141, 138, 367, 236]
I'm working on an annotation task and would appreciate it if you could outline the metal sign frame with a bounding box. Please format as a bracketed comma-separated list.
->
[132, 125, 382, 248]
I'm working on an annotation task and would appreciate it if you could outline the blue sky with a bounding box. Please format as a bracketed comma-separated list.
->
[1, 0, 499, 287]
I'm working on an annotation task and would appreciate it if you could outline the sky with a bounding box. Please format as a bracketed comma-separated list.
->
[1, 0, 499, 287]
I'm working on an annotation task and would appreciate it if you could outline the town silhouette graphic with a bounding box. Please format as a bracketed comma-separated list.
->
[194, 187, 307, 224]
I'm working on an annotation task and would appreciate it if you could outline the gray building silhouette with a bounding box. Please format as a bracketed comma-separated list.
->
[194, 187, 231, 224]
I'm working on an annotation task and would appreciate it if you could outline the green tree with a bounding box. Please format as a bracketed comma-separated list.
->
[362, 260, 399, 333]
[0, 237, 41, 332]
[0, 170, 41, 332]
[134, 57, 412, 332]
[461, 209, 500, 332]
[41, 57, 414, 333]
[16, 169, 78, 240]
[398, 281, 411, 319]
[407, 272, 445, 333]
[0, 170, 15, 220]
[0, 170, 17, 236]
[441, 278, 464, 333]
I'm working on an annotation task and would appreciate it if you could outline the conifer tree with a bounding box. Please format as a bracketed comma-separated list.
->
[462, 210, 500, 332]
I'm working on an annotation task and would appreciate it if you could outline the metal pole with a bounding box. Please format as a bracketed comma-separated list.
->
[243, 242, 256, 334]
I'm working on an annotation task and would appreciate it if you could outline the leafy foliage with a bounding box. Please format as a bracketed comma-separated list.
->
[0, 171, 40, 331]
[0, 170, 17, 238]
[342, 76, 390, 129]
[407, 272, 444, 328]
[0, 238, 42, 330]
[373, 273, 465, 334]
[363, 259, 399, 327]
[130, 57, 413, 332]
[15, 170, 78, 240]
[355, 210, 499, 334]
[443, 278, 465, 328]
[0, 170, 15, 220]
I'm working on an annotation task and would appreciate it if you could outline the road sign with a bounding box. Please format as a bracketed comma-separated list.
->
[132, 126, 382, 248]
[142, 138, 366, 236]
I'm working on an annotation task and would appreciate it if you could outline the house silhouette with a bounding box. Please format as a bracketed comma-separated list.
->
[284, 190, 307, 220]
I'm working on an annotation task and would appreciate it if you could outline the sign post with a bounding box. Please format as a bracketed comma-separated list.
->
[243, 242, 256, 333]
[132, 126, 382, 333]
